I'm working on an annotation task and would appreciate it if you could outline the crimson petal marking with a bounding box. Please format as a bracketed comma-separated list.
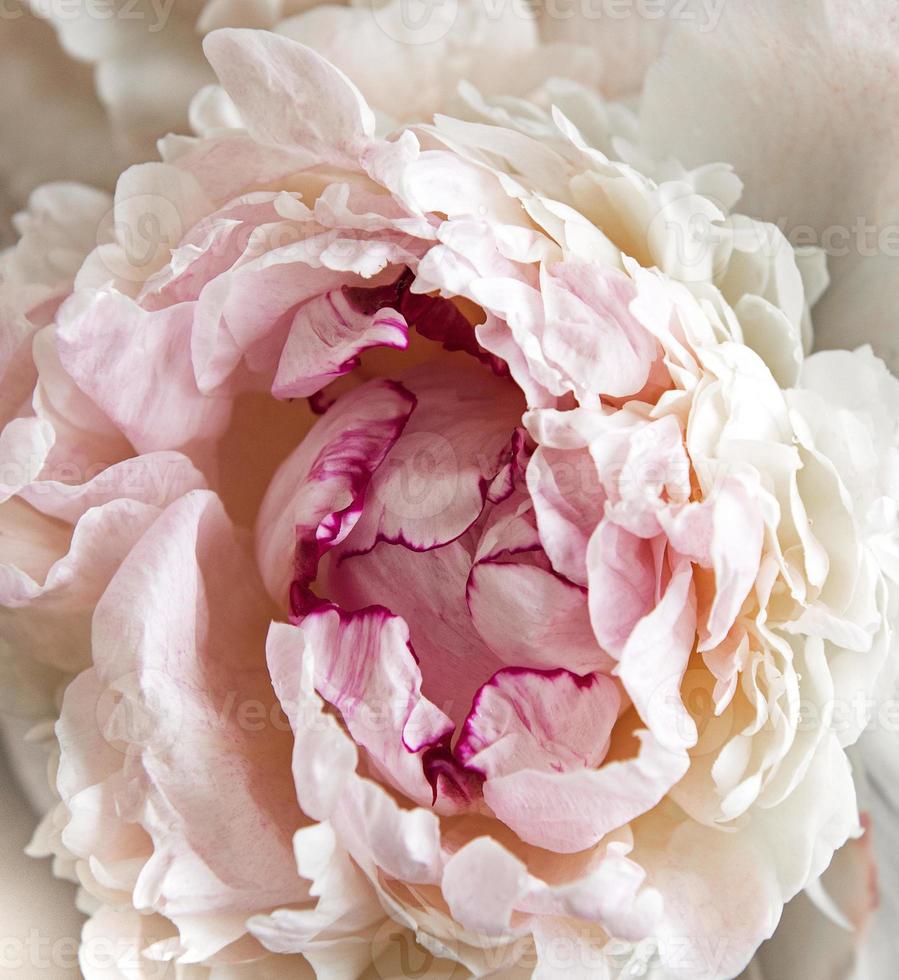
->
[255, 379, 415, 608]
[456, 666, 620, 780]
[301, 604, 460, 811]
[344, 267, 507, 374]
[273, 288, 409, 399]
[340, 360, 525, 554]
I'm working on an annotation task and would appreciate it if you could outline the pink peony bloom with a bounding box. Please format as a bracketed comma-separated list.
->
[1, 26, 897, 980]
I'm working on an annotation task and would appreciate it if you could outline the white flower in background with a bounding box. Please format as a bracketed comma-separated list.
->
[0, 3, 117, 245]
[28, 0, 599, 150]
[639, 0, 899, 372]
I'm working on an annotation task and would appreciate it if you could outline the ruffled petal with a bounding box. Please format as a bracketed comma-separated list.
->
[56, 491, 306, 960]
[255, 378, 415, 606]
[483, 730, 688, 853]
[300, 604, 456, 808]
[456, 666, 620, 778]
[56, 289, 231, 454]
[342, 360, 524, 553]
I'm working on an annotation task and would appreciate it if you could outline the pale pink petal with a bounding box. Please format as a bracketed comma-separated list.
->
[192, 252, 357, 393]
[0, 417, 54, 503]
[265, 622, 445, 884]
[615, 559, 698, 752]
[66, 491, 306, 959]
[441, 837, 529, 936]
[248, 822, 384, 975]
[526, 444, 605, 587]
[540, 0, 680, 99]
[701, 476, 765, 651]
[587, 519, 660, 656]
[540, 262, 657, 400]
[56, 290, 231, 454]
[20, 451, 205, 523]
[203, 29, 375, 165]
[467, 562, 612, 675]
[2, 452, 204, 673]
[0, 292, 38, 429]
[482, 731, 688, 853]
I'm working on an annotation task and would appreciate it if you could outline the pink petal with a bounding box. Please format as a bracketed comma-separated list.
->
[89, 491, 304, 957]
[342, 360, 524, 553]
[265, 622, 445, 883]
[483, 731, 688, 853]
[540, 262, 657, 400]
[255, 378, 415, 607]
[301, 604, 456, 809]
[456, 667, 620, 779]
[441, 837, 529, 936]
[320, 538, 505, 730]
[615, 559, 698, 752]
[52, 492, 305, 961]
[1, 455, 205, 673]
[468, 561, 612, 675]
[526, 444, 605, 587]
[56, 290, 231, 454]
[587, 519, 660, 657]
[273, 288, 408, 399]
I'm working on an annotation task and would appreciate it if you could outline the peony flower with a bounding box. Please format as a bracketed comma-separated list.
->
[1, 23, 897, 980]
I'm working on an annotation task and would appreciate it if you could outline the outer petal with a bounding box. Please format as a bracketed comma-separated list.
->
[203, 28, 375, 164]
[57, 491, 306, 960]
[265, 622, 445, 885]
[248, 822, 384, 978]
[540, 262, 657, 401]
[614, 558, 698, 752]
[526, 443, 605, 587]
[0, 454, 206, 672]
[55, 290, 231, 454]
[636, 730, 860, 980]
[587, 519, 659, 657]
